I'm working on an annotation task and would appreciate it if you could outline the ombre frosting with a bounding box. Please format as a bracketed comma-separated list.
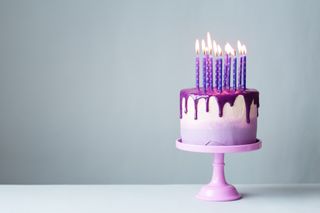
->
[180, 88, 259, 146]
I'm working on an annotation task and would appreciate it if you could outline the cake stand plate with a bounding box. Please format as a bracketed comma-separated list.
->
[176, 139, 262, 202]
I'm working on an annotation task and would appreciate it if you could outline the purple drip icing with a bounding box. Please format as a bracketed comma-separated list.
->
[180, 88, 259, 123]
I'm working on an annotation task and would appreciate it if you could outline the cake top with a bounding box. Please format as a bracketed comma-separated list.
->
[180, 32, 259, 123]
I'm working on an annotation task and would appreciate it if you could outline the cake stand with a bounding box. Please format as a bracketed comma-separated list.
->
[176, 138, 262, 202]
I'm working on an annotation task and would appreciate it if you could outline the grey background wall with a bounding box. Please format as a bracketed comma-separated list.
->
[0, 0, 319, 184]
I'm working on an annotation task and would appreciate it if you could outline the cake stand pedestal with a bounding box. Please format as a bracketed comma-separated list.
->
[176, 138, 262, 202]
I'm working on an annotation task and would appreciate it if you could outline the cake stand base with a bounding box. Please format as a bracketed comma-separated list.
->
[176, 139, 262, 202]
[197, 184, 240, 201]
[196, 153, 240, 201]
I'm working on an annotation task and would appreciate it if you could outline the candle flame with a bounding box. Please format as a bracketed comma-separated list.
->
[225, 43, 233, 55]
[201, 39, 206, 54]
[237, 40, 242, 54]
[195, 39, 200, 54]
[230, 46, 236, 56]
[217, 45, 222, 56]
[213, 40, 218, 56]
[206, 32, 212, 43]
[207, 40, 212, 54]
[242, 44, 247, 54]
[207, 32, 212, 54]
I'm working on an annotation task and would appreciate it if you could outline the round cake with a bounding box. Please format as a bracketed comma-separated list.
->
[180, 88, 259, 146]
[180, 35, 259, 146]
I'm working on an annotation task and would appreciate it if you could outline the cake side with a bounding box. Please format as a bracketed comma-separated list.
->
[180, 88, 259, 146]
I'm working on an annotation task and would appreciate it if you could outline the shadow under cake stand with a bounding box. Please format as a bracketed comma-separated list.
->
[176, 138, 262, 202]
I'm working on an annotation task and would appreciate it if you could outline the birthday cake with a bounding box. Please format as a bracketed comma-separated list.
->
[180, 33, 259, 146]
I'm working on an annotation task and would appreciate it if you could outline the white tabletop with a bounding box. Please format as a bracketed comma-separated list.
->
[0, 184, 319, 213]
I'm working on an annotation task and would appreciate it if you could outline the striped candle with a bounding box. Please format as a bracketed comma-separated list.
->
[243, 45, 247, 90]
[210, 56, 213, 90]
[228, 55, 231, 89]
[202, 54, 207, 92]
[232, 50, 237, 90]
[223, 53, 229, 89]
[239, 57, 243, 89]
[195, 40, 200, 89]
[206, 53, 210, 89]
[213, 40, 218, 90]
[217, 45, 223, 93]
[215, 58, 219, 89]
[224, 43, 233, 90]
[201, 40, 207, 92]
[237, 41, 243, 90]
[219, 57, 223, 93]
[206, 33, 213, 90]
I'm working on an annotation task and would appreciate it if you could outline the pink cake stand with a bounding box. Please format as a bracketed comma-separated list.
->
[176, 138, 262, 202]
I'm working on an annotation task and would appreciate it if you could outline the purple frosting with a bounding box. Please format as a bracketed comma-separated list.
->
[180, 88, 259, 123]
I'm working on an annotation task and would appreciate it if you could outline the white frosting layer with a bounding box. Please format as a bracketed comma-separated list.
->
[180, 95, 258, 145]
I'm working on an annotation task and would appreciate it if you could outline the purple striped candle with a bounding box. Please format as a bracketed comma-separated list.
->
[213, 40, 218, 90]
[219, 57, 223, 93]
[228, 55, 231, 89]
[202, 54, 207, 92]
[206, 33, 213, 90]
[237, 41, 243, 90]
[195, 40, 200, 89]
[224, 43, 233, 90]
[239, 56, 243, 89]
[201, 40, 207, 92]
[207, 55, 213, 90]
[243, 45, 247, 90]
[217, 45, 223, 93]
[232, 50, 237, 91]
[215, 58, 219, 89]
[223, 53, 229, 89]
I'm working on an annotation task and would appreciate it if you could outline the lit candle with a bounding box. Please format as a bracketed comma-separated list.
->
[195, 39, 200, 89]
[207, 33, 213, 90]
[223, 49, 229, 89]
[213, 40, 218, 90]
[242, 44, 247, 90]
[231, 47, 237, 91]
[228, 51, 231, 89]
[201, 40, 207, 92]
[224, 43, 233, 90]
[237, 40, 243, 90]
[206, 53, 210, 90]
[217, 45, 223, 93]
